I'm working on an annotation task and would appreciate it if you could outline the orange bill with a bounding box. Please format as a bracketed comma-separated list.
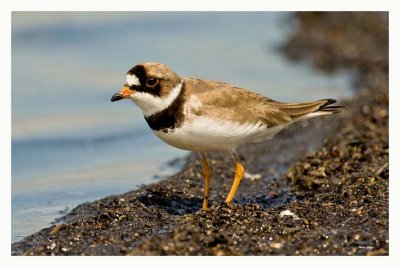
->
[111, 85, 134, 102]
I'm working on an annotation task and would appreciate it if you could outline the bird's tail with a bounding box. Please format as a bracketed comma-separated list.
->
[253, 99, 345, 142]
[315, 98, 346, 114]
[276, 98, 346, 120]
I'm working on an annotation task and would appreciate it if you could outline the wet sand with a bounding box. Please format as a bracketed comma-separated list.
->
[12, 12, 388, 256]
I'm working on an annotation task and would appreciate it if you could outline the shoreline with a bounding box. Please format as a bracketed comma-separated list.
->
[12, 12, 388, 255]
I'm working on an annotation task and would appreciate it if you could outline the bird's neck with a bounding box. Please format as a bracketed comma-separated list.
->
[143, 82, 186, 132]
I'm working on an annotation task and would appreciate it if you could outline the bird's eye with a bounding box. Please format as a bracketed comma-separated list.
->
[146, 78, 159, 87]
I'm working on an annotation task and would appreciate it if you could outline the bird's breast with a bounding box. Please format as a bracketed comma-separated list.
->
[152, 116, 268, 152]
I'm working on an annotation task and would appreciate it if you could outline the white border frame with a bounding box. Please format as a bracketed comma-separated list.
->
[2, 0, 398, 266]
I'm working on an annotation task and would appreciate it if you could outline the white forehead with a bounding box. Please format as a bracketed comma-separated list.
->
[126, 74, 140, 86]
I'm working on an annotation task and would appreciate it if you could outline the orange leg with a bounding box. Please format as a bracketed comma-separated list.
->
[225, 159, 245, 203]
[199, 153, 211, 210]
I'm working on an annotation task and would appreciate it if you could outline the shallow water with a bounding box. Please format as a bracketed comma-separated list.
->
[11, 12, 353, 242]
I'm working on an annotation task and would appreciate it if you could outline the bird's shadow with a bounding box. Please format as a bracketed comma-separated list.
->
[137, 186, 202, 215]
[237, 193, 296, 210]
[137, 185, 295, 215]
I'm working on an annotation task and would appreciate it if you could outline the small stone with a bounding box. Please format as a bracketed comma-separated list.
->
[49, 242, 56, 250]
[279, 210, 301, 220]
[270, 242, 283, 249]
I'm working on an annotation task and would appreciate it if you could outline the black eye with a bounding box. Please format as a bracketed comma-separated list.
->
[146, 78, 159, 87]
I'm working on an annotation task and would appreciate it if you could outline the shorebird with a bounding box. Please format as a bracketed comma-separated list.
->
[111, 62, 343, 210]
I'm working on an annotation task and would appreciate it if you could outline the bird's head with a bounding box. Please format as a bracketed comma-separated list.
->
[111, 62, 183, 117]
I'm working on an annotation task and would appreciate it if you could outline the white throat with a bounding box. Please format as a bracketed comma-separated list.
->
[130, 80, 183, 117]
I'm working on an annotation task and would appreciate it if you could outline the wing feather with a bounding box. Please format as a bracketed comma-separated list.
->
[183, 78, 342, 127]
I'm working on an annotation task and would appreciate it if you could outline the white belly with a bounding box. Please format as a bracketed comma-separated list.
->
[153, 116, 270, 152]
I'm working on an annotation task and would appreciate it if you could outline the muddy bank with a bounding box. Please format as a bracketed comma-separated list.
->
[12, 12, 388, 255]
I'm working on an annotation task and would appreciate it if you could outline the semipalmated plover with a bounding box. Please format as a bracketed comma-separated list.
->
[111, 62, 344, 210]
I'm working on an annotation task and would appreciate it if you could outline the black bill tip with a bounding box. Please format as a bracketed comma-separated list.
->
[111, 93, 123, 102]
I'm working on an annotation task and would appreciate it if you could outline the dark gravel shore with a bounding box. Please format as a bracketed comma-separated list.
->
[12, 12, 388, 256]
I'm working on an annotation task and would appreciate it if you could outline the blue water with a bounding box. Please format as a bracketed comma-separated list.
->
[11, 12, 354, 242]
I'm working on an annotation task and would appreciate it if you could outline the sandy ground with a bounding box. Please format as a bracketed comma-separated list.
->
[12, 12, 388, 256]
